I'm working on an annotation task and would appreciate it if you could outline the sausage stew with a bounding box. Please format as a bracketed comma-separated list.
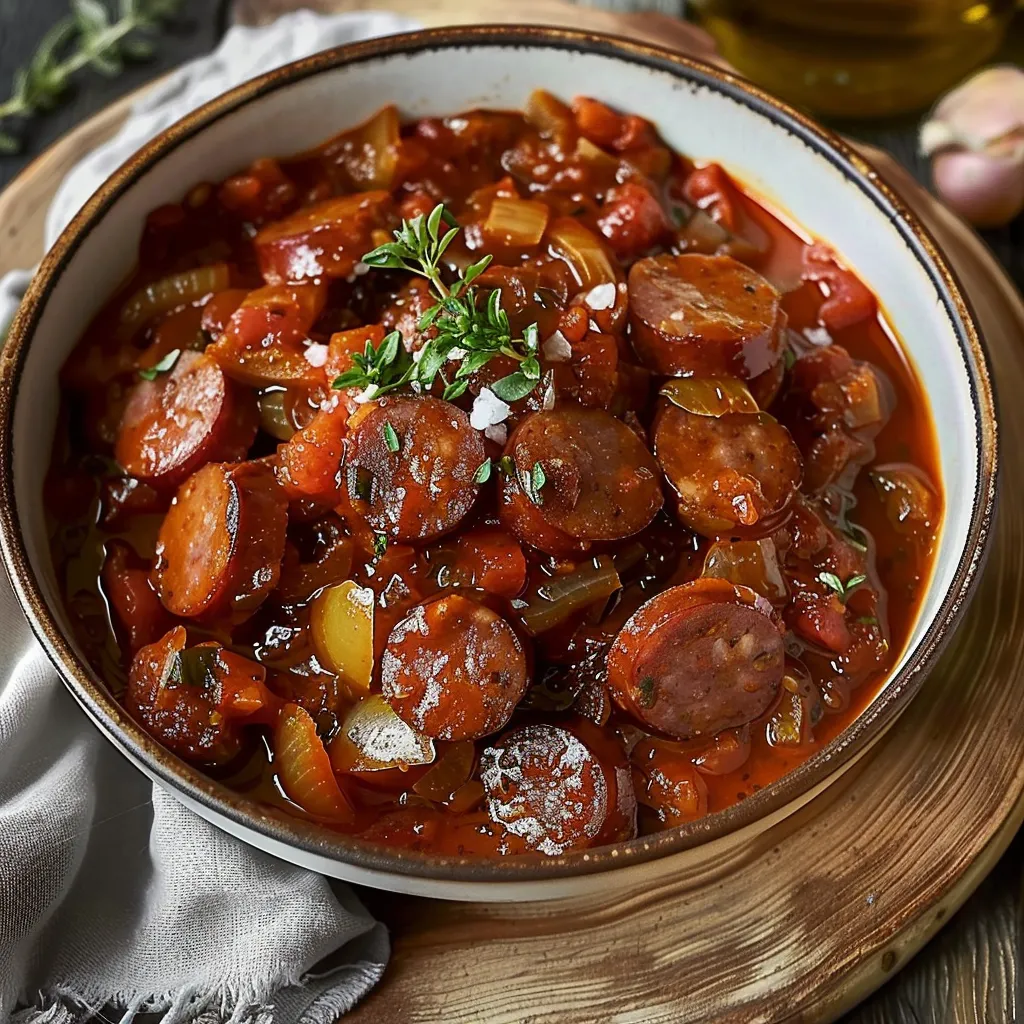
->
[47, 94, 941, 857]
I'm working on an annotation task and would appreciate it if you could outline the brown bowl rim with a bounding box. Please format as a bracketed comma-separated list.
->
[0, 25, 999, 885]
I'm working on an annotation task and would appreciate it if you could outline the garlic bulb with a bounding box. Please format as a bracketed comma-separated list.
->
[920, 65, 1024, 229]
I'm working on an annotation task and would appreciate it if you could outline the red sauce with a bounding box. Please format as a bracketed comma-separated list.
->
[46, 93, 941, 857]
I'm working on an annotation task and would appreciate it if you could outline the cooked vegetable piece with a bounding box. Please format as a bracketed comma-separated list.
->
[275, 702, 356, 822]
[631, 737, 709, 827]
[517, 555, 621, 636]
[127, 628, 278, 765]
[309, 580, 375, 695]
[703, 538, 788, 603]
[208, 282, 328, 387]
[425, 526, 527, 599]
[381, 595, 529, 741]
[118, 264, 230, 341]
[483, 197, 550, 247]
[328, 694, 435, 773]
[102, 541, 173, 654]
[659, 377, 759, 417]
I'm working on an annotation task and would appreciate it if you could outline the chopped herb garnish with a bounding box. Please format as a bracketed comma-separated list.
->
[349, 465, 374, 503]
[856, 615, 879, 626]
[782, 347, 797, 371]
[817, 571, 867, 603]
[166, 647, 219, 690]
[383, 421, 400, 453]
[498, 455, 515, 476]
[473, 458, 492, 484]
[372, 532, 388, 559]
[637, 675, 656, 708]
[332, 329, 413, 400]
[138, 347, 180, 381]
[360, 204, 543, 403]
[521, 461, 547, 506]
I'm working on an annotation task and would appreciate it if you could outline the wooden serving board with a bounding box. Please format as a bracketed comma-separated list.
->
[2, 3, 1022, 1021]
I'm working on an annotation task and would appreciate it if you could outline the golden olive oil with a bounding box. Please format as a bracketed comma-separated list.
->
[689, 0, 1015, 117]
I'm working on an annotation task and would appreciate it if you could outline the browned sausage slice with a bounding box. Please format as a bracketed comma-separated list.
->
[607, 579, 784, 740]
[499, 408, 663, 557]
[381, 594, 528, 741]
[345, 396, 486, 543]
[153, 461, 288, 623]
[480, 722, 626, 855]
[116, 351, 258, 489]
[628, 254, 785, 378]
[653, 403, 802, 537]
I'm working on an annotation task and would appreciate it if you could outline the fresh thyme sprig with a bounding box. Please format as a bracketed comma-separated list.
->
[331, 329, 415, 402]
[0, 0, 180, 155]
[817, 571, 867, 604]
[356, 203, 543, 404]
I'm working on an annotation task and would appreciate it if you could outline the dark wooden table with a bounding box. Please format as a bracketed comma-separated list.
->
[1, 2, 1021, 1020]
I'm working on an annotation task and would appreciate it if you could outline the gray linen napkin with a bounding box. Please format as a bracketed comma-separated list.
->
[0, 10, 421, 1022]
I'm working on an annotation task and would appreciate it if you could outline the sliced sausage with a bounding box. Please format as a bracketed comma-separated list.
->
[628, 254, 785, 378]
[653, 402, 802, 537]
[254, 190, 393, 285]
[345, 396, 486, 543]
[499, 407, 663, 557]
[381, 594, 528, 741]
[153, 461, 288, 623]
[607, 579, 785, 740]
[126, 627, 278, 765]
[115, 351, 258, 489]
[480, 720, 636, 855]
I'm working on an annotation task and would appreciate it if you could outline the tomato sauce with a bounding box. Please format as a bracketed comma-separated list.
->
[46, 92, 941, 857]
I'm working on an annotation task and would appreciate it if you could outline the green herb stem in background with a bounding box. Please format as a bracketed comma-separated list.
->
[0, 0, 180, 155]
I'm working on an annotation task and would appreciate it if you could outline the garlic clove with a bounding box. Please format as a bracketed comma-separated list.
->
[921, 65, 1024, 228]
[932, 148, 1024, 229]
[920, 65, 1024, 156]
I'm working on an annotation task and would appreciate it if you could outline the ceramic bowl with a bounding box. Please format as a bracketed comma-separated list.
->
[0, 26, 997, 901]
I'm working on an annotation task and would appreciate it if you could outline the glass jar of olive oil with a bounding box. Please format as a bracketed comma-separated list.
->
[688, 0, 1015, 117]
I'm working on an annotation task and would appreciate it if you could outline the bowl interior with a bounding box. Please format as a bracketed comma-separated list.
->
[2, 31, 991, 887]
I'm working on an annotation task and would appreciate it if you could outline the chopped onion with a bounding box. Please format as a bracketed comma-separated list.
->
[524, 89, 574, 144]
[660, 377, 759, 417]
[118, 263, 230, 340]
[702, 538, 788, 603]
[413, 740, 475, 801]
[257, 389, 296, 441]
[329, 694, 435, 773]
[484, 423, 508, 446]
[309, 580, 374, 695]
[574, 136, 618, 170]
[547, 217, 617, 290]
[483, 197, 550, 247]
[518, 556, 621, 636]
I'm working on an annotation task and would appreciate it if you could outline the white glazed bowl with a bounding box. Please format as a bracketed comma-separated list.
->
[0, 27, 997, 901]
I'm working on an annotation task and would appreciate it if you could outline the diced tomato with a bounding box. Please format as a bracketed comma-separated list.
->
[208, 281, 327, 387]
[788, 589, 852, 654]
[572, 97, 655, 152]
[425, 527, 528, 599]
[802, 242, 877, 333]
[277, 400, 349, 503]
[596, 182, 669, 258]
[102, 541, 175, 655]
[218, 158, 298, 225]
[201, 289, 249, 337]
[683, 164, 739, 232]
